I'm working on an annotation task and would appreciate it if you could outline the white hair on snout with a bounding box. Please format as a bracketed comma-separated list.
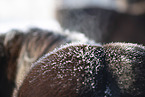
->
[32, 42, 102, 68]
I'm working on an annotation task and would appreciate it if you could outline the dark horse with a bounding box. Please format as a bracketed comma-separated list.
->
[0, 28, 145, 97]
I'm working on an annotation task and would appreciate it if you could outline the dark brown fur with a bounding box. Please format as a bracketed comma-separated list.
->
[0, 31, 24, 97]
[0, 28, 68, 97]
[17, 42, 145, 97]
[103, 43, 145, 97]
[1, 28, 145, 97]
[18, 44, 106, 97]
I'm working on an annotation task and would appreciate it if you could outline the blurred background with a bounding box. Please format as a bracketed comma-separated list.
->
[0, 0, 60, 33]
[0, 0, 145, 44]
